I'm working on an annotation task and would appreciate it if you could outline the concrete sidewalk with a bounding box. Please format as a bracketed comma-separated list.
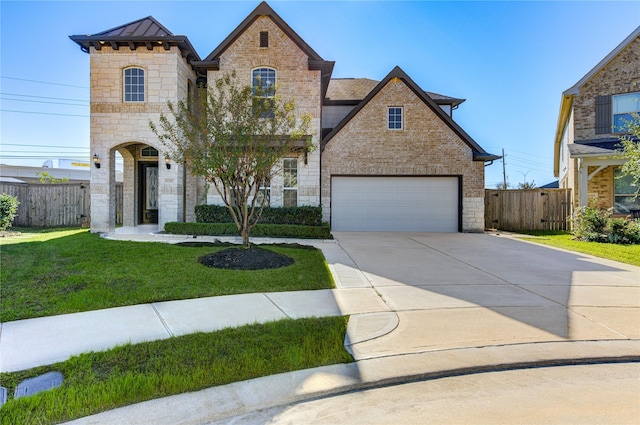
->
[0, 235, 389, 373]
[1, 230, 638, 424]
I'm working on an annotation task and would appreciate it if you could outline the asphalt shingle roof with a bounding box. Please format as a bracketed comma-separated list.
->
[325, 78, 465, 106]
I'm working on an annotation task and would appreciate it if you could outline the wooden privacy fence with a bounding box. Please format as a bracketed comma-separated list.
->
[1, 183, 123, 227]
[485, 188, 573, 231]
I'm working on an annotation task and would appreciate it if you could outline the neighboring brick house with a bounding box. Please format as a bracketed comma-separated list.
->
[71, 1, 498, 233]
[553, 25, 640, 215]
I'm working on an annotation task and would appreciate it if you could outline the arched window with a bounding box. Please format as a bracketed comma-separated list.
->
[124, 67, 145, 102]
[252, 68, 276, 118]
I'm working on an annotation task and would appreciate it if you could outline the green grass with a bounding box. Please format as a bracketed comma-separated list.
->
[0, 316, 354, 425]
[0, 228, 334, 322]
[518, 230, 640, 267]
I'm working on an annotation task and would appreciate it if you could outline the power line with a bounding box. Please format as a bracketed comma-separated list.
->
[1, 76, 89, 89]
[0, 93, 89, 103]
[1, 97, 89, 107]
[0, 109, 89, 118]
[2, 143, 89, 149]
[1, 155, 89, 159]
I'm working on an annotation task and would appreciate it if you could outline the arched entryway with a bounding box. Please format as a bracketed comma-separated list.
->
[91, 141, 200, 234]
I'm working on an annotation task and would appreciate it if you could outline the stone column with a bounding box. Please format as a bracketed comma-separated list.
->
[90, 148, 116, 233]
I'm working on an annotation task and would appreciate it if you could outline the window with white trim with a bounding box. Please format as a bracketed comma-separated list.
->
[124, 67, 145, 102]
[613, 91, 640, 132]
[283, 158, 297, 207]
[252, 68, 276, 118]
[388, 106, 403, 130]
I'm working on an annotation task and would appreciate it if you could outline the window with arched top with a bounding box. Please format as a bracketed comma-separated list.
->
[252, 68, 276, 118]
[124, 67, 145, 102]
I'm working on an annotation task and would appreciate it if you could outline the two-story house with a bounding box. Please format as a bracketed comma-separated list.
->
[71, 1, 498, 234]
[553, 25, 640, 215]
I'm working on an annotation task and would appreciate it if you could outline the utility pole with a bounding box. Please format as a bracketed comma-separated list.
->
[502, 148, 507, 190]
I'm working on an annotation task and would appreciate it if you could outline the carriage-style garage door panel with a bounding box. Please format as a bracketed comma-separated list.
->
[331, 177, 459, 232]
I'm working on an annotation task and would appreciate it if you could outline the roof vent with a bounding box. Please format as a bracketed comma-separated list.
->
[260, 31, 268, 48]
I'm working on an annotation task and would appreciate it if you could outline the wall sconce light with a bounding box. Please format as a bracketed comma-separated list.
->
[165, 158, 171, 170]
[93, 154, 101, 168]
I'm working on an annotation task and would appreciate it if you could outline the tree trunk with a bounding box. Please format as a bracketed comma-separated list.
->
[241, 224, 250, 249]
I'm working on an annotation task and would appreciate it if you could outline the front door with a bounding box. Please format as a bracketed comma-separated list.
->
[139, 162, 158, 224]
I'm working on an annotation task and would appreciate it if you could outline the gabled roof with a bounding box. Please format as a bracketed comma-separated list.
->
[191, 2, 334, 99]
[69, 16, 201, 63]
[323, 66, 499, 162]
[564, 25, 640, 97]
[553, 25, 640, 176]
[325, 78, 465, 107]
[199, 2, 324, 64]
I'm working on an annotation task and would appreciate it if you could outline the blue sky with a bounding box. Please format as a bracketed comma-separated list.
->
[1, 0, 639, 188]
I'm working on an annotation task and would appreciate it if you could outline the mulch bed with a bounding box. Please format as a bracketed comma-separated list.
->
[198, 246, 294, 270]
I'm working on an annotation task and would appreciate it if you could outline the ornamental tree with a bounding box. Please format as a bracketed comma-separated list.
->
[150, 71, 311, 248]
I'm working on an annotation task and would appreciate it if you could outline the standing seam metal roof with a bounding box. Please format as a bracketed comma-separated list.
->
[92, 16, 174, 37]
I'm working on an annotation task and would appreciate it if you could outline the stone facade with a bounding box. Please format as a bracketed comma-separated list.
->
[75, 3, 492, 233]
[88, 44, 198, 232]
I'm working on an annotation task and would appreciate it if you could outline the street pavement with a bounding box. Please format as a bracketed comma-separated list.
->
[1, 230, 638, 424]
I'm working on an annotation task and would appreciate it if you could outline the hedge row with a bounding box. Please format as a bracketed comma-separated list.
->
[164, 222, 332, 239]
[195, 205, 323, 226]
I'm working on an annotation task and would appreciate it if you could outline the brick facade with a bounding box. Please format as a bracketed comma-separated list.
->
[205, 15, 321, 208]
[557, 30, 640, 213]
[572, 37, 640, 142]
[75, 3, 492, 233]
[322, 77, 486, 232]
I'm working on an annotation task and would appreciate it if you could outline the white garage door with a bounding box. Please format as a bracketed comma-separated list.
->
[331, 176, 459, 232]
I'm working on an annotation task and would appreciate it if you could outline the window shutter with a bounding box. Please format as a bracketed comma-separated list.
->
[595, 95, 612, 134]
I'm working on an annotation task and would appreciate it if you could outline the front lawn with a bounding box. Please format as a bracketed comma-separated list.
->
[519, 231, 640, 267]
[0, 228, 334, 322]
[0, 317, 353, 425]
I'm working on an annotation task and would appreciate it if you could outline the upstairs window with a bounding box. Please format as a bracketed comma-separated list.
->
[613, 92, 640, 132]
[124, 67, 145, 102]
[252, 68, 276, 118]
[388, 107, 403, 130]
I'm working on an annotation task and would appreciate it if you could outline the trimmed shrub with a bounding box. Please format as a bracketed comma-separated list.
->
[195, 205, 323, 226]
[164, 222, 332, 239]
[0, 193, 19, 231]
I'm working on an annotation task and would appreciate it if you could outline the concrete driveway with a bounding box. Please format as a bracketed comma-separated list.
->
[332, 232, 640, 360]
[56, 231, 639, 425]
